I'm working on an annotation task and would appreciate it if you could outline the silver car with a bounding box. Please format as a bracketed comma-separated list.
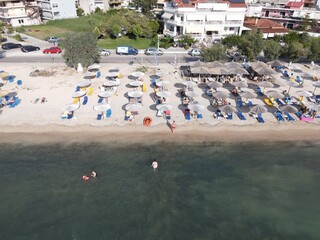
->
[99, 48, 111, 56]
[145, 48, 164, 56]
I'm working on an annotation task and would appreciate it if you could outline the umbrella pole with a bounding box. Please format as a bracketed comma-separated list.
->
[288, 86, 291, 94]
[313, 87, 317, 95]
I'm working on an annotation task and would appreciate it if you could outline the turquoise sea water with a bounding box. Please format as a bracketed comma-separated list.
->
[0, 141, 319, 240]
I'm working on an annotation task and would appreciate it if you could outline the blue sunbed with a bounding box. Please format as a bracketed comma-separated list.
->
[236, 111, 246, 120]
[197, 113, 203, 119]
[67, 111, 74, 119]
[257, 113, 265, 123]
[257, 87, 264, 96]
[226, 113, 233, 120]
[106, 109, 112, 118]
[82, 96, 88, 105]
[275, 98, 284, 106]
[76, 86, 81, 92]
[96, 71, 101, 78]
[185, 113, 191, 120]
[283, 70, 289, 77]
[284, 112, 295, 122]
[97, 113, 102, 120]
[296, 76, 303, 85]
[8, 98, 20, 108]
[295, 111, 302, 118]
[275, 111, 285, 122]
[98, 98, 103, 103]
[236, 100, 243, 108]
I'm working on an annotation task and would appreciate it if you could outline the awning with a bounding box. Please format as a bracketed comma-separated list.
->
[162, 12, 173, 19]
[186, 26, 204, 34]
[206, 14, 225, 21]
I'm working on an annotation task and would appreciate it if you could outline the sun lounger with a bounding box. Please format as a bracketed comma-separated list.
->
[98, 98, 103, 103]
[106, 109, 112, 118]
[8, 98, 20, 108]
[236, 99, 243, 108]
[283, 70, 289, 77]
[197, 113, 203, 119]
[67, 111, 74, 119]
[82, 96, 88, 105]
[88, 87, 94, 96]
[257, 113, 265, 123]
[76, 86, 81, 92]
[226, 113, 233, 120]
[284, 112, 295, 122]
[17, 80, 22, 85]
[275, 98, 284, 106]
[295, 111, 302, 119]
[97, 113, 102, 120]
[236, 111, 246, 120]
[296, 76, 303, 85]
[185, 109, 191, 120]
[34, 98, 40, 104]
[61, 111, 68, 119]
[257, 87, 264, 96]
[72, 98, 79, 104]
[96, 71, 101, 78]
[274, 111, 285, 122]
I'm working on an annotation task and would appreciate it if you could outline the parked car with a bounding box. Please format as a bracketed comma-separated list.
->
[46, 36, 60, 43]
[189, 48, 201, 57]
[21, 45, 40, 53]
[145, 48, 164, 56]
[99, 48, 111, 56]
[1, 42, 22, 50]
[43, 46, 62, 54]
[116, 46, 138, 55]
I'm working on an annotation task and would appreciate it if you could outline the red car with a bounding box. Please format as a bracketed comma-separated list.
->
[43, 47, 62, 54]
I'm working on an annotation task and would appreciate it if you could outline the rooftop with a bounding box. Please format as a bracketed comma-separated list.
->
[244, 18, 290, 33]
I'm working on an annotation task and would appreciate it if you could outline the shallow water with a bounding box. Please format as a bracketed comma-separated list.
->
[0, 141, 319, 240]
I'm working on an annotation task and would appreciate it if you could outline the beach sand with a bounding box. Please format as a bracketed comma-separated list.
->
[0, 62, 319, 143]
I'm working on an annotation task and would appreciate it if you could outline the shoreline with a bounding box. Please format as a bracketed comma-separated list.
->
[2, 124, 320, 144]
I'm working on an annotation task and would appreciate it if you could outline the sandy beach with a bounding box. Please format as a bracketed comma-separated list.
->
[1, 61, 320, 143]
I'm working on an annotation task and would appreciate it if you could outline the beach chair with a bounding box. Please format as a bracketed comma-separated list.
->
[247, 101, 253, 107]
[106, 109, 112, 118]
[256, 113, 265, 123]
[275, 98, 284, 106]
[9, 98, 20, 108]
[72, 98, 79, 104]
[226, 113, 233, 120]
[67, 111, 74, 119]
[97, 113, 102, 120]
[82, 96, 88, 105]
[236, 111, 246, 120]
[214, 109, 224, 119]
[284, 112, 295, 122]
[295, 111, 302, 119]
[274, 111, 285, 122]
[257, 87, 264, 96]
[8, 76, 14, 83]
[236, 99, 243, 108]
[283, 70, 289, 77]
[197, 113, 203, 119]
[185, 109, 191, 120]
[98, 98, 103, 104]
[165, 110, 171, 120]
[296, 76, 303, 85]
[17, 80, 22, 85]
[76, 86, 81, 92]
[142, 83, 147, 92]
[61, 111, 68, 119]
[88, 87, 94, 96]
[96, 71, 101, 78]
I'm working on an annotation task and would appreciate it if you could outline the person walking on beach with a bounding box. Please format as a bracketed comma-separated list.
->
[171, 121, 176, 133]
[151, 159, 158, 171]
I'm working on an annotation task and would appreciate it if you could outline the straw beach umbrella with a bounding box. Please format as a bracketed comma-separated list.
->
[212, 91, 229, 99]
[182, 81, 197, 88]
[93, 103, 111, 112]
[220, 105, 237, 114]
[156, 103, 173, 111]
[103, 80, 119, 87]
[98, 91, 113, 98]
[125, 103, 142, 111]
[250, 105, 267, 114]
[84, 72, 96, 79]
[129, 81, 143, 87]
[239, 91, 257, 99]
[280, 105, 298, 113]
[190, 60, 206, 67]
[128, 91, 143, 98]
[72, 90, 86, 98]
[156, 80, 170, 87]
[185, 91, 198, 98]
[233, 81, 248, 88]
[285, 80, 299, 94]
[207, 61, 225, 68]
[265, 90, 284, 99]
[259, 81, 274, 89]
[190, 66, 210, 75]
[188, 103, 205, 113]
[131, 72, 145, 79]
[207, 81, 222, 89]
[0, 90, 9, 97]
[156, 91, 171, 98]
[267, 60, 284, 68]
[77, 80, 92, 88]
[64, 103, 80, 112]
[295, 90, 312, 98]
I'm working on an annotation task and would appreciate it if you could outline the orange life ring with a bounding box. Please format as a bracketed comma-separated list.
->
[143, 117, 152, 126]
[82, 175, 90, 181]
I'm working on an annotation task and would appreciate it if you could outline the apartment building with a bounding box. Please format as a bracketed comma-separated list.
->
[162, 0, 247, 41]
[246, 1, 320, 30]
[0, 0, 41, 27]
[37, 0, 77, 20]
[78, 0, 109, 14]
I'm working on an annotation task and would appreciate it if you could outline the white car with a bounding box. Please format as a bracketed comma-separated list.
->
[145, 48, 164, 56]
[189, 48, 201, 56]
[99, 48, 111, 56]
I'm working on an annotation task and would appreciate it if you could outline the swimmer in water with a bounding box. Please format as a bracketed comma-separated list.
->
[151, 159, 158, 171]
[91, 170, 97, 178]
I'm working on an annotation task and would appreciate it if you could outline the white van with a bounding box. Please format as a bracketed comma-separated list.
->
[189, 48, 201, 57]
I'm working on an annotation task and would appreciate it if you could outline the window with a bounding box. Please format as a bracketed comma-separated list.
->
[52, 3, 58, 8]
[18, 19, 24, 24]
[53, 12, 60, 17]
[229, 27, 235, 31]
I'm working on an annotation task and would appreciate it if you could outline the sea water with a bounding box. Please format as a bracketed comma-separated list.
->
[0, 141, 319, 240]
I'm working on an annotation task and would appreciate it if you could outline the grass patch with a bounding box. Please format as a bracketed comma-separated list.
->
[98, 36, 152, 49]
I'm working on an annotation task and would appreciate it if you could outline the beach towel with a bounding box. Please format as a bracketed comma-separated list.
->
[88, 87, 94, 96]
[82, 96, 88, 105]
[236, 111, 246, 120]
[106, 109, 112, 118]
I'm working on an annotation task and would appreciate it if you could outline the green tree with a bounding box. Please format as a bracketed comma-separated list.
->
[201, 44, 226, 62]
[286, 42, 305, 62]
[264, 40, 282, 61]
[238, 31, 263, 61]
[94, 7, 103, 14]
[307, 37, 320, 61]
[76, 7, 84, 17]
[222, 35, 242, 48]
[112, 23, 121, 38]
[284, 31, 299, 44]
[63, 32, 100, 68]
[92, 26, 101, 38]
[178, 35, 197, 49]
[133, 0, 157, 16]
[298, 13, 310, 31]
[132, 24, 143, 39]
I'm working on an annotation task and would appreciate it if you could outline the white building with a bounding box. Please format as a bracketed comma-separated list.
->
[78, 0, 109, 14]
[37, 0, 77, 20]
[162, 0, 247, 41]
[0, 0, 41, 27]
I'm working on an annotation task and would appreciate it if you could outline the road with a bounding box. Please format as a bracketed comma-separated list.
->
[0, 50, 200, 64]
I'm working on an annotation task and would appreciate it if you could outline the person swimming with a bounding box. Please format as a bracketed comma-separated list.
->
[151, 159, 158, 170]
[91, 171, 97, 178]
